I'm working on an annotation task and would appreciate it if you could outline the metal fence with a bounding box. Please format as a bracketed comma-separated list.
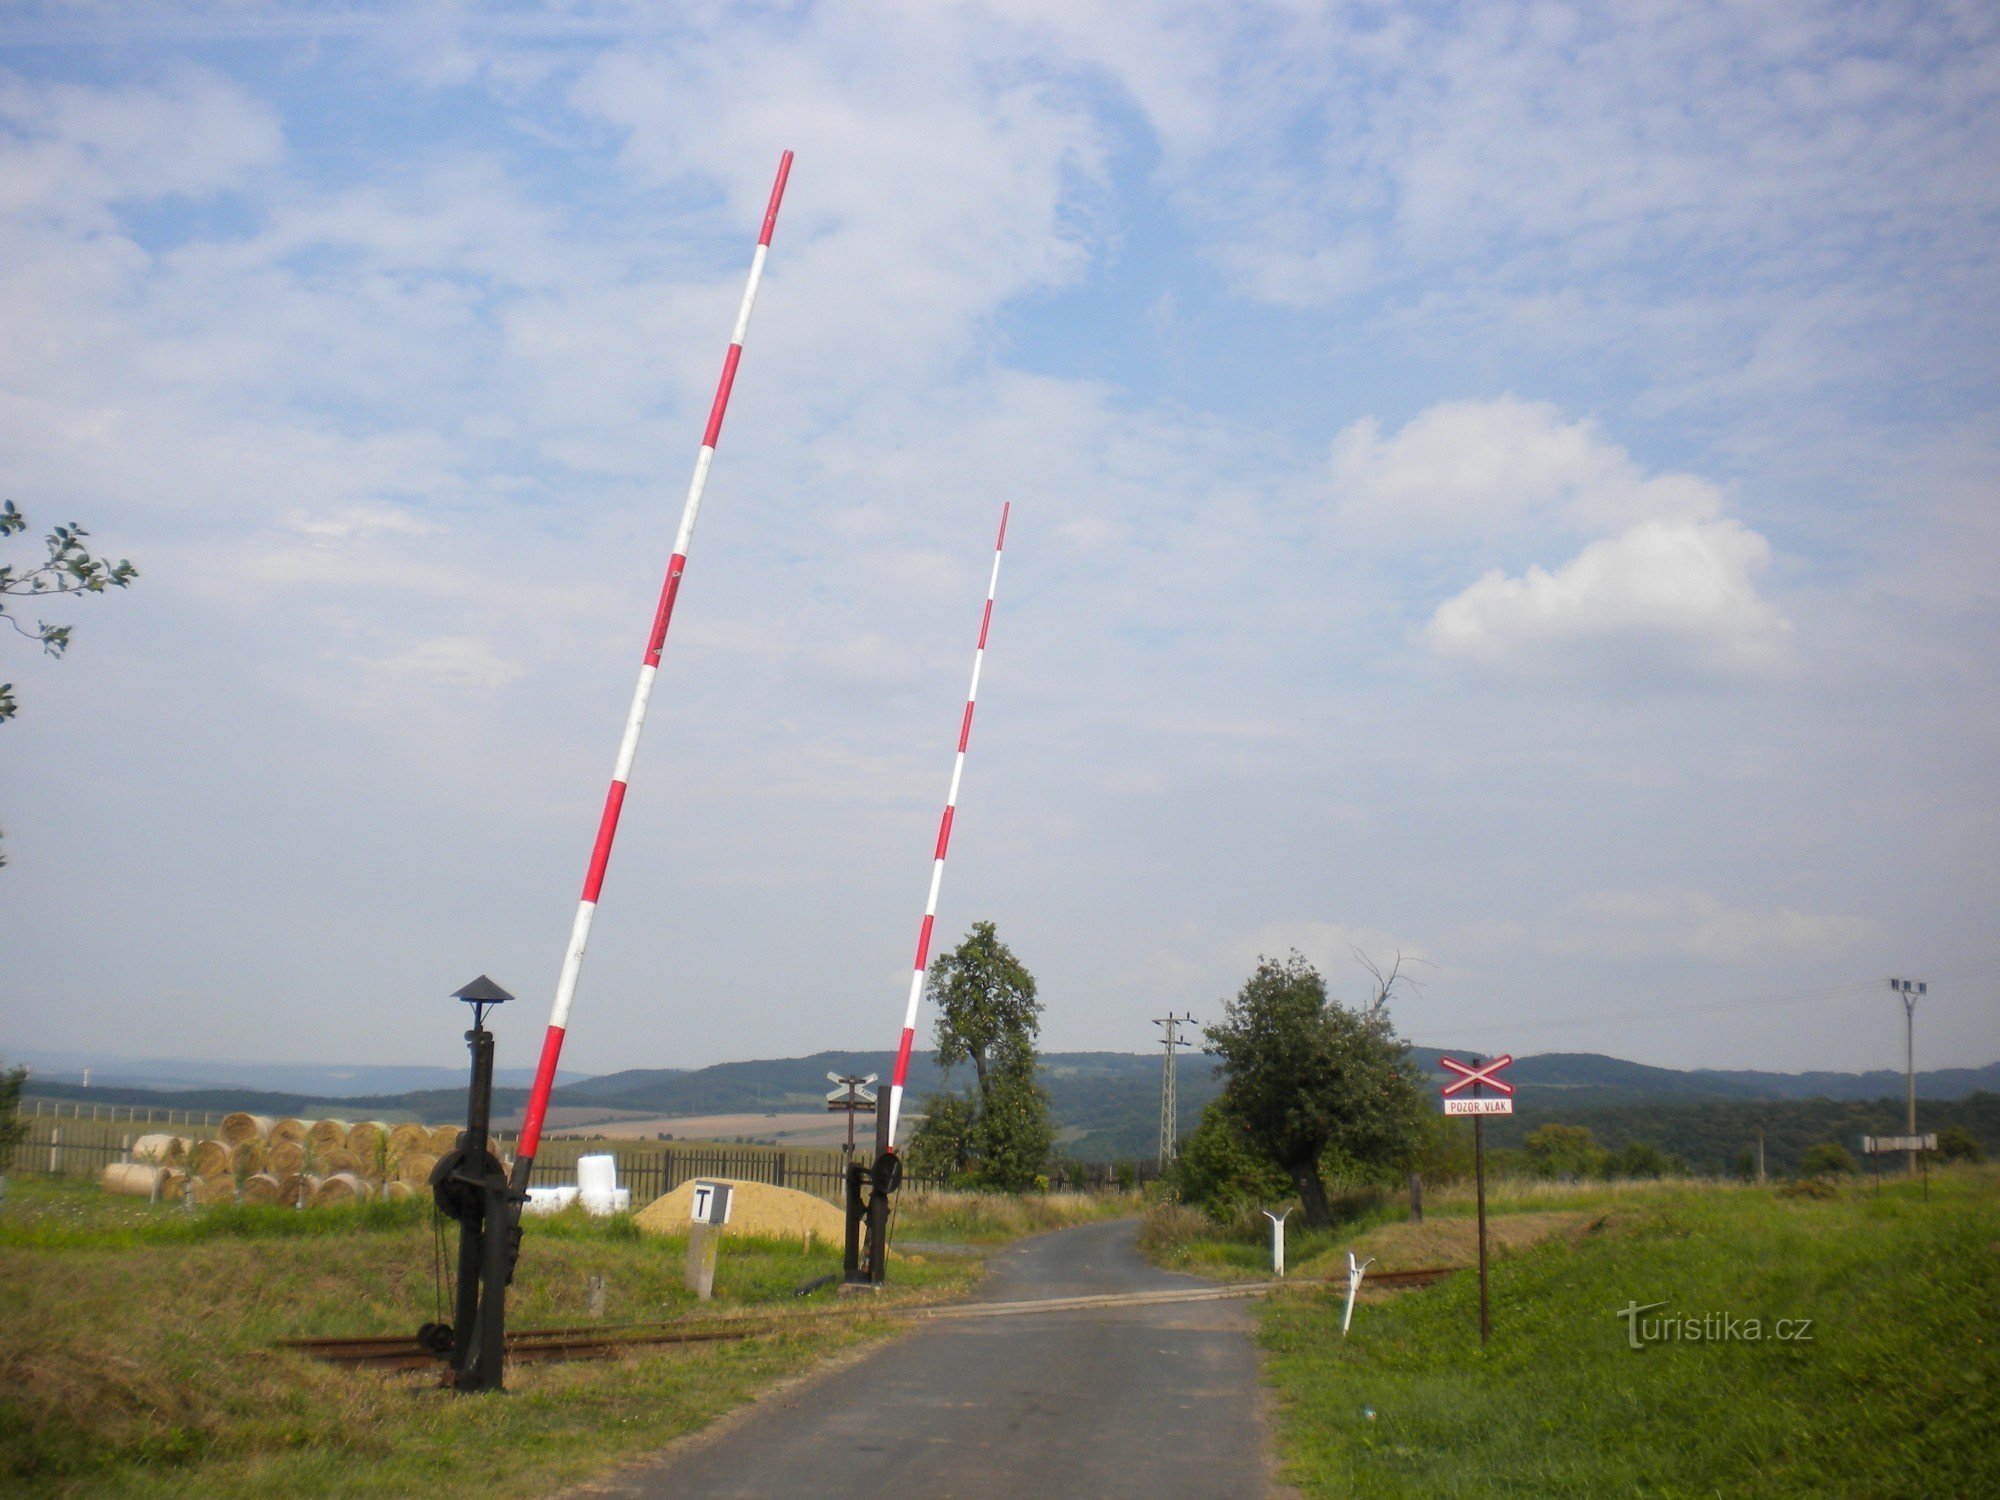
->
[6, 1106, 938, 1206]
[8, 1096, 1125, 1203]
[20, 1096, 226, 1129]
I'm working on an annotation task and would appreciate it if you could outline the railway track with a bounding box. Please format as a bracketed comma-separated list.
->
[279, 1266, 1462, 1372]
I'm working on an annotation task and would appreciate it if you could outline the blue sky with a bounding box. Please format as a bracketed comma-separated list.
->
[2, 1, 1995, 1082]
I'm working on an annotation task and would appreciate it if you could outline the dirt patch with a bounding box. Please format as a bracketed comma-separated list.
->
[635, 1178, 847, 1244]
[1313, 1210, 1607, 1280]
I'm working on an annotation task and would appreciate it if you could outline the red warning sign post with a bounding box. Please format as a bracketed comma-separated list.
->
[1439, 1053, 1515, 1345]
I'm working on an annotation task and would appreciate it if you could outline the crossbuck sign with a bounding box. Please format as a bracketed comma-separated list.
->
[1440, 1053, 1515, 1115]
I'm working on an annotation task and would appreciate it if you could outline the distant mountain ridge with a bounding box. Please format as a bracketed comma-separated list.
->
[13, 1046, 1996, 1163]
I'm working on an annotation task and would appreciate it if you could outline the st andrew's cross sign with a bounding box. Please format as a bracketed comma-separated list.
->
[1440, 1053, 1514, 1115]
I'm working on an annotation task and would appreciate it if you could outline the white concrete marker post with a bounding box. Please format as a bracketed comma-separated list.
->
[686, 1180, 734, 1300]
[1262, 1207, 1292, 1278]
[1342, 1253, 1376, 1338]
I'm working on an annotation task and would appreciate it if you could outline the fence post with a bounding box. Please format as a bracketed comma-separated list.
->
[50, 1128, 61, 1173]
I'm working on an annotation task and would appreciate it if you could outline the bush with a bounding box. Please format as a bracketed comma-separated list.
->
[1172, 1099, 1290, 1221]
[1799, 1141, 1858, 1178]
[1606, 1141, 1684, 1179]
[1935, 1126, 1984, 1164]
[1523, 1123, 1609, 1180]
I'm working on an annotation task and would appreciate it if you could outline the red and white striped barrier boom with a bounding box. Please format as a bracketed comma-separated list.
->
[511, 150, 794, 1186]
[881, 502, 1011, 1152]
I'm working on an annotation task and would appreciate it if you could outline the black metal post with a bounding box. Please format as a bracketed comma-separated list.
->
[843, 1160, 867, 1284]
[451, 1023, 495, 1383]
[862, 1090, 895, 1285]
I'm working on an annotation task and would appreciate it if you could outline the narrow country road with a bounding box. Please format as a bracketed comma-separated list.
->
[588, 1218, 1275, 1499]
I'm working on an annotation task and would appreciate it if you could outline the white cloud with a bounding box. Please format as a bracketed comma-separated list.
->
[1422, 517, 1792, 683]
[1329, 397, 1724, 537]
[1552, 890, 1876, 964]
[1235, 920, 1427, 995]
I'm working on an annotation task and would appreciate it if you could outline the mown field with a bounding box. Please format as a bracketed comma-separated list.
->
[0, 1178, 1125, 1497]
[1150, 1167, 2000, 1497]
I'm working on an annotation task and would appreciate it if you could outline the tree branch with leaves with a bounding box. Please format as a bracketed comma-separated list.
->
[1, 500, 138, 864]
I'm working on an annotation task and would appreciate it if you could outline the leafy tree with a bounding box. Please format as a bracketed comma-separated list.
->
[2, 502, 138, 868]
[0, 1064, 29, 1201]
[1605, 1140, 1684, 1179]
[908, 921, 1053, 1191]
[1798, 1141, 1859, 1178]
[1172, 1097, 1291, 1220]
[1523, 1123, 1610, 1180]
[1935, 1126, 1984, 1164]
[1203, 952, 1426, 1228]
[905, 1093, 978, 1180]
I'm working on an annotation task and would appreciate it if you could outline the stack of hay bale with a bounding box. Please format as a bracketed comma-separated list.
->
[102, 1113, 469, 1208]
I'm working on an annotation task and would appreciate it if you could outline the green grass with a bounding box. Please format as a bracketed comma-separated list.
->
[891, 1187, 1143, 1244]
[1254, 1168, 2000, 1497]
[0, 1177, 978, 1497]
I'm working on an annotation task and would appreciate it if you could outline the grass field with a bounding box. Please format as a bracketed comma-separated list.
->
[0, 1176, 991, 1497]
[1154, 1168, 2000, 1497]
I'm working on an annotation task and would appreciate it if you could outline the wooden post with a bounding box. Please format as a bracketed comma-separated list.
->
[1408, 1171, 1423, 1224]
[686, 1221, 720, 1298]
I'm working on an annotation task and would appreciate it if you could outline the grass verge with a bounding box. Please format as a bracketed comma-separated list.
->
[0, 1177, 983, 1497]
[1221, 1168, 1999, 1497]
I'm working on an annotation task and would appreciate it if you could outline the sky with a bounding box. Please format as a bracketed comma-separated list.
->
[1, 1, 1996, 1082]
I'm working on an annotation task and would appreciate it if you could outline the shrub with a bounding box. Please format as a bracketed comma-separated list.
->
[1798, 1142, 1858, 1178]
[1935, 1126, 1984, 1164]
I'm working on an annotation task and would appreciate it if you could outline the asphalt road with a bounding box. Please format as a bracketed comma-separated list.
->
[590, 1217, 1271, 1499]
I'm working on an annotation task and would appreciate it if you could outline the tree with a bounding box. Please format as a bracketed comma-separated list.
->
[906, 921, 1053, 1191]
[0, 1064, 28, 1203]
[1203, 951, 1426, 1228]
[2, 502, 138, 867]
[1172, 1097, 1291, 1221]
[904, 1094, 977, 1180]
[1524, 1123, 1610, 1180]
[1798, 1141, 1858, 1178]
[1935, 1126, 1984, 1164]
[1605, 1139, 1683, 1180]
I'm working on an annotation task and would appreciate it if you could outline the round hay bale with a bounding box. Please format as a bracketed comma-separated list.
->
[346, 1120, 391, 1158]
[192, 1174, 237, 1206]
[266, 1139, 306, 1177]
[132, 1133, 188, 1167]
[102, 1162, 164, 1198]
[269, 1118, 309, 1148]
[311, 1172, 372, 1208]
[230, 1140, 267, 1178]
[317, 1146, 362, 1176]
[189, 1139, 231, 1178]
[427, 1123, 462, 1155]
[239, 1172, 284, 1206]
[392, 1151, 437, 1188]
[387, 1122, 428, 1158]
[635, 1178, 845, 1243]
[307, 1119, 351, 1157]
[382, 1180, 417, 1202]
[219, 1112, 274, 1147]
[160, 1166, 188, 1200]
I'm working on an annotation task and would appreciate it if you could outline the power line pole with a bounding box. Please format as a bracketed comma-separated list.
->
[1154, 1013, 1197, 1171]
[1888, 978, 1926, 1176]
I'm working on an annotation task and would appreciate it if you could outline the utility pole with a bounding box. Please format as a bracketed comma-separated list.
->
[1154, 1013, 1196, 1170]
[1888, 978, 1926, 1176]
